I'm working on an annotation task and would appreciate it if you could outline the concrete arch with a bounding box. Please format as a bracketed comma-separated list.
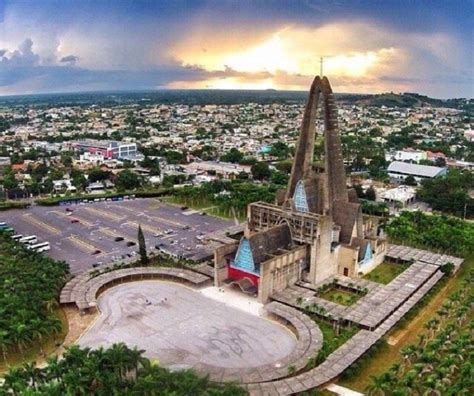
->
[286, 76, 347, 210]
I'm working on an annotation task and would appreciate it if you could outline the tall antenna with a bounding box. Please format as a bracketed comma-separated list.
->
[320, 57, 324, 77]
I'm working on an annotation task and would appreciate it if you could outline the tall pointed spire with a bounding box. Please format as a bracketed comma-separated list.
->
[285, 76, 348, 212]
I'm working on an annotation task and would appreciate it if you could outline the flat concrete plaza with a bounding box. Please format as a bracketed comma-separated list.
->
[78, 281, 296, 370]
[0, 198, 233, 274]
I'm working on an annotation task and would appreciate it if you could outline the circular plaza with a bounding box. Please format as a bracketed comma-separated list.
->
[78, 281, 296, 371]
[62, 267, 323, 384]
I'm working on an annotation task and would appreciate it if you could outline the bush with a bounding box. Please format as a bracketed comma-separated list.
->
[0, 201, 30, 211]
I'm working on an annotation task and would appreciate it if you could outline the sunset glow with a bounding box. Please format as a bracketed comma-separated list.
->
[0, 1, 471, 97]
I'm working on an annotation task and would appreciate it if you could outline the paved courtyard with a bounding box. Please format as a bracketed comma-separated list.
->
[0, 198, 233, 274]
[78, 281, 297, 370]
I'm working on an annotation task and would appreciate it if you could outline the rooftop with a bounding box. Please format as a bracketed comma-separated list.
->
[387, 161, 446, 178]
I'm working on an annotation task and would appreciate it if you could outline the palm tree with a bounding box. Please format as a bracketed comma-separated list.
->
[11, 323, 30, 361]
[366, 374, 387, 396]
[0, 330, 12, 367]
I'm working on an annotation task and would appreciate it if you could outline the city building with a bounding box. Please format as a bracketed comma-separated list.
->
[183, 161, 251, 180]
[387, 161, 447, 183]
[380, 185, 417, 207]
[70, 139, 138, 160]
[386, 149, 427, 163]
[215, 76, 387, 303]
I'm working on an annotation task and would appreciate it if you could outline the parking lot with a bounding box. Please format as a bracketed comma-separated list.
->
[0, 198, 233, 275]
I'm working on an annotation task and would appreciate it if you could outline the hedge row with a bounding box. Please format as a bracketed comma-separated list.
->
[0, 200, 30, 211]
[35, 188, 173, 206]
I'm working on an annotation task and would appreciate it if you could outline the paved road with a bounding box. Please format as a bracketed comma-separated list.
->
[78, 281, 296, 370]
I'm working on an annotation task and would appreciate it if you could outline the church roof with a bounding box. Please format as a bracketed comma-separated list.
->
[332, 200, 361, 244]
[248, 223, 293, 264]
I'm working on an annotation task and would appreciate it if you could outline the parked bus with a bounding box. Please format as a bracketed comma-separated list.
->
[27, 242, 50, 252]
[0, 227, 15, 234]
[11, 234, 23, 241]
[19, 235, 38, 245]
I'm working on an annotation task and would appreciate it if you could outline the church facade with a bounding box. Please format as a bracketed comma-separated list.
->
[214, 76, 387, 303]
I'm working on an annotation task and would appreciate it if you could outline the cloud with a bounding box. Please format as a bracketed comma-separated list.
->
[60, 55, 79, 65]
[0, 1, 471, 98]
[0, 38, 40, 66]
[167, 21, 472, 97]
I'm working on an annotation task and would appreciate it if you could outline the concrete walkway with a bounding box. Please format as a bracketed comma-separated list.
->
[326, 383, 364, 396]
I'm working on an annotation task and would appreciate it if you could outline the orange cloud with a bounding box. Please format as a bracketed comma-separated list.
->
[168, 22, 462, 92]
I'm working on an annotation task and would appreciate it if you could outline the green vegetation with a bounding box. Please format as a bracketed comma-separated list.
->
[418, 169, 474, 218]
[0, 344, 245, 395]
[361, 200, 389, 217]
[318, 288, 364, 306]
[363, 268, 473, 396]
[115, 168, 143, 191]
[311, 319, 358, 365]
[165, 180, 281, 220]
[0, 235, 69, 364]
[35, 187, 172, 206]
[0, 201, 29, 211]
[363, 262, 410, 284]
[385, 211, 474, 257]
[137, 224, 148, 265]
[340, 256, 473, 392]
[251, 161, 271, 180]
[220, 147, 243, 163]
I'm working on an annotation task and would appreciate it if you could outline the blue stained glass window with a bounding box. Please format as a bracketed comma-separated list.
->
[359, 242, 373, 266]
[294, 180, 309, 213]
[233, 238, 258, 274]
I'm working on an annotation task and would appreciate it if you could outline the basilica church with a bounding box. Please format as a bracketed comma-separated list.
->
[214, 76, 387, 303]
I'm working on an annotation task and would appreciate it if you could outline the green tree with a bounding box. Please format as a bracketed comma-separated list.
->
[137, 225, 148, 265]
[2, 166, 18, 190]
[115, 169, 141, 191]
[270, 170, 288, 186]
[71, 169, 88, 191]
[418, 169, 473, 218]
[404, 175, 417, 186]
[220, 148, 243, 164]
[270, 141, 291, 159]
[365, 186, 376, 201]
[87, 167, 110, 183]
[251, 162, 271, 181]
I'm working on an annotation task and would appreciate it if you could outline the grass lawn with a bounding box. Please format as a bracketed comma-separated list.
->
[313, 318, 358, 363]
[0, 308, 68, 372]
[363, 261, 410, 284]
[338, 255, 473, 392]
[318, 287, 362, 306]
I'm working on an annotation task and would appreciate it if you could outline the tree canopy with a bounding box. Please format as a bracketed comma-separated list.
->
[0, 343, 245, 395]
[251, 162, 271, 181]
[385, 211, 474, 257]
[418, 169, 473, 218]
[219, 148, 243, 164]
[115, 169, 142, 191]
[0, 235, 69, 361]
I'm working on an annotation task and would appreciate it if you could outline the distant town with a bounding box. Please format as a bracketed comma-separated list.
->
[0, 91, 472, 220]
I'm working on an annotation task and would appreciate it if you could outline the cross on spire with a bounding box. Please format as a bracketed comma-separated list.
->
[320, 57, 324, 77]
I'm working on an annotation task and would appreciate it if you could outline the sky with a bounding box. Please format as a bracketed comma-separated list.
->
[0, 0, 472, 98]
